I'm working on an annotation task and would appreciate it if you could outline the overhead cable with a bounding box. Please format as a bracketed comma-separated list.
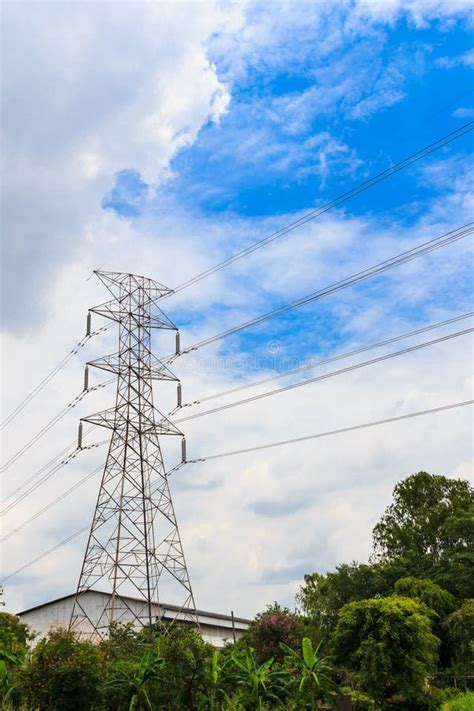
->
[1, 325, 109, 431]
[1, 441, 106, 516]
[0, 380, 112, 474]
[1, 465, 103, 542]
[2, 399, 471, 582]
[171, 122, 474, 294]
[1, 525, 91, 584]
[178, 311, 474, 409]
[174, 327, 473, 423]
[175, 223, 473, 357]
[185, 400, 473, 463]
[0, 463, 184, 579]
[1, 427, 94, 505]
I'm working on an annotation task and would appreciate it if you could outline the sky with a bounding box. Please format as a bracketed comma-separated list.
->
[1, 0, 473, 621]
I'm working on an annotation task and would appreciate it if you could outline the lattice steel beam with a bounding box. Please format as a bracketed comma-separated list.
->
[70, 271, 198, 639]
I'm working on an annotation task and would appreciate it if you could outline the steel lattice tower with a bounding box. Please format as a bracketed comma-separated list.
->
[70, 270, 198, 638]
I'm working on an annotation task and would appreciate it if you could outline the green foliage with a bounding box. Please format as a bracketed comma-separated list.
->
[0, 612, 35, 708]
[442, 691, 474, 710]
[371, 473, 474, 601]
[340, 686, 376, 710]
[204, 649, 232, 710]
[332, 595, 439, 706]
[100, 622, 151, 661]
[104, 648, 164, 710]
[441, 599, 474, 684]
[244, 602, 303, 664]
[20, 628, 104, 711]
[281, 636, 335, 708]
[155, 624, 213, 709]
[372, 471, 473, 563]
[296, 562, 401, 635]
[394, 577, 455, 618]
[228, 644, 289, 708]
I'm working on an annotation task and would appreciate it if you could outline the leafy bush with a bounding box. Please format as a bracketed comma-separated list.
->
[332, 595, 439, 706]
[0, 611, 35, 708]
[20, 628, 104, 711]
[155, 624, 213, 709]
[226, 644, 290, 708]
[244, 602, 303, 664]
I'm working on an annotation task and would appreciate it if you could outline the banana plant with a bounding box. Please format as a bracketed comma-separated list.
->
[0, 646, 27, 708]
[230, 645, 289, 709]
[281, 637, 335, 708]
[206, 649, 232, 710]
[105, 648, 164, 711]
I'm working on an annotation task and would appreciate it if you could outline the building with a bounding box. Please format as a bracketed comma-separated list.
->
[17, 590, 251, 648]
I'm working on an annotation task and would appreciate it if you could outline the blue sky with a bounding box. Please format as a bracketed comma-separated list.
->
[101, 7, 473, 367]
[105, 12, 473, 221]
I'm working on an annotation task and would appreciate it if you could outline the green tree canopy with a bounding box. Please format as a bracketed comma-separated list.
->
[296, 560, 405, 634]
[332, 595, 439, 706]
[372, 471, 473, 562]
[394, 577, 455, 618]
[442, 599, 474, 674]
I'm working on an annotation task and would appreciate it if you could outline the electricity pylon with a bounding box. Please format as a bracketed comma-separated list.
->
[70, 270, 198, 638]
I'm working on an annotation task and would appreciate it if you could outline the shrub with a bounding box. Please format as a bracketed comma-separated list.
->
[20, 628, 104, 711]
[244, 602, 303, 664]
[332, 596, 439, 706]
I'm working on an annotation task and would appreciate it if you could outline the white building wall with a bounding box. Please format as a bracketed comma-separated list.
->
[18, 591, 249, 649]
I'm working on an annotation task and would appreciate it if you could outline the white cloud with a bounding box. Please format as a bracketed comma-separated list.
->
[436, 48, 474, 68]
[1, 0, 242, 327]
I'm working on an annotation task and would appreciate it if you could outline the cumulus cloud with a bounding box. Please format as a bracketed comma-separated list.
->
[1, 1, 241, 328]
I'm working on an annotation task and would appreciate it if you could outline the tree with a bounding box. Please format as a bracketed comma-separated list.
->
[332, 595, 439, 707]
[394, 577, 455, 618]
[20, 628, 104, 711]
[372, 472, 473, 562]
[442, 599, 474, 684]
[244, 602, 303, 664]
[155, 625, 213, 709]
[296, 560, 406, 635]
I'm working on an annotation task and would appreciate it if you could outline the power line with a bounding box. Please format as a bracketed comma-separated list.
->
[1, 427, 94, 505]
[1, 325, 109, 431]
[1, 400, 474, 584]
[185, 399, 473, 463]
[174, 327, 473, 423]
[2, 460, 187, 543]
[3, 398, 471, 583]
[0, 461, 185, 582]
[1, 465, 103, 542]
[175, 223, 473, 357]
[5, 401, 470, 580]
[1, 525, 91, 584]
[0, 380, 112, 474]
[178, 311, 474, 409]
[171, 122, 474, 294]
[1, 441, 106, 516]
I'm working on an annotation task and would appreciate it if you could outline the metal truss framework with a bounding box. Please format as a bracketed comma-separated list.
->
[70, 271, 198, 639]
